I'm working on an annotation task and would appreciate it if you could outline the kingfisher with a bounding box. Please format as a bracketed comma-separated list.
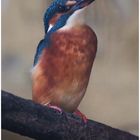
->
[32, 0, 97, 122]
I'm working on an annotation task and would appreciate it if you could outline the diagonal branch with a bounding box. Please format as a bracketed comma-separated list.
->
[2, 90, 138, 140]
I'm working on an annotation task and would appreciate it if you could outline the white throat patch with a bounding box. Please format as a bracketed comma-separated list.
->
[59, 8, 86, 31]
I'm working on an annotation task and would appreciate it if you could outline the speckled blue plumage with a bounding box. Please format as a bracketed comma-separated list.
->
[43, 0, 70, 33]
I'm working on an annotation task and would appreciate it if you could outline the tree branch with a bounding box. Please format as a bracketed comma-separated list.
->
[2, 90, 138, 140]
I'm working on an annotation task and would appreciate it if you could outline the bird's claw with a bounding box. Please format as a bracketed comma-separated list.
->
[47, 104, 62, 114]
[73, 109, 87, 123]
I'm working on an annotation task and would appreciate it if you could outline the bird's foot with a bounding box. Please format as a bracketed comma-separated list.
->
[73, 109, 87, 123]
[47, 103, 62, 114]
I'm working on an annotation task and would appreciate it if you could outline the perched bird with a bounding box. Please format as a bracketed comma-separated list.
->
[32, 0, 97, 122]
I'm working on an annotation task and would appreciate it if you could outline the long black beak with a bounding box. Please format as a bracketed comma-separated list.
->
[69, 0, 95, 12]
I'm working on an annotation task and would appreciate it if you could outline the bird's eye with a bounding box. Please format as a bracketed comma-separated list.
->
[58, 4, 71, 13]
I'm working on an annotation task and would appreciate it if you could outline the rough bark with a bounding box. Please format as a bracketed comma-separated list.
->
[2, 90, 138, 140]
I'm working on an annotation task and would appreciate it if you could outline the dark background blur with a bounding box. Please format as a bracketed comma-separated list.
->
[2, 0, 138, 139]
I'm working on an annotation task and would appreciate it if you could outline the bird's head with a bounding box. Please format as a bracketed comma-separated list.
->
[48, 0, 76, 25]
[48, 0, 95, 26]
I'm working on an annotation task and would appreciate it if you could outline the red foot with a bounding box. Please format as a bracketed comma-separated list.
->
[73, 109, 87, 123]
[47, 104, 62, 113]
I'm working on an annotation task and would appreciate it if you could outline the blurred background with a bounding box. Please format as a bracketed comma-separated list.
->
[2, 0, 138, 139]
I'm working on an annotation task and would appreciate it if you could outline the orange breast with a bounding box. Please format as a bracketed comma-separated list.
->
[32, 24, 97, 112]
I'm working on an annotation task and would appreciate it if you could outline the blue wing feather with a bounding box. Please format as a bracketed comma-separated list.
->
[33, 40, 45, 66]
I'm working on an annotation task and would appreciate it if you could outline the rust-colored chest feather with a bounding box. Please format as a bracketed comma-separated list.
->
[32, 25, 97, 112]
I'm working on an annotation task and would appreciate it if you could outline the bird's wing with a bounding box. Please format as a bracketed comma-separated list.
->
[33, 40, 46, 66]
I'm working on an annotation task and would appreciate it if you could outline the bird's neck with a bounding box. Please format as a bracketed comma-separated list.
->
[48, 8, 86, 32]
[63, 8, 86, 29]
